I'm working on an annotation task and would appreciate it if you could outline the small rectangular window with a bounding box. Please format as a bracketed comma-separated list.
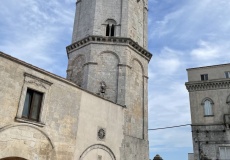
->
[201, 74, 208, 81]
[225, 71, 230, 78]
[219, 147, 230, 159]
[22, 88, 43, 121]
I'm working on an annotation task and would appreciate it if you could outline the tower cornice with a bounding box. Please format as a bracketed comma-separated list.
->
[66, 35, 152, 61]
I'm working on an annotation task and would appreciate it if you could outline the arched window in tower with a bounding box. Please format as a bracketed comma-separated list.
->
[111, 25, 115, 36]
[106, 24, 110, 36]
[202, 98, 214, 116]
[104, 19, 116, 37]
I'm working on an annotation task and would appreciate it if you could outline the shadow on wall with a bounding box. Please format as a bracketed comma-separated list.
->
[0, 157, 27, 160]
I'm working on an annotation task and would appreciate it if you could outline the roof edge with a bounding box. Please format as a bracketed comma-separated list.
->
[187, 63, 230, 71]
[0, 51, 125, 108]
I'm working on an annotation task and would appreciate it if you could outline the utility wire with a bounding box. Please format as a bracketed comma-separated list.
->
[148, 124, 191, 131]
[148, 123, 225, 131]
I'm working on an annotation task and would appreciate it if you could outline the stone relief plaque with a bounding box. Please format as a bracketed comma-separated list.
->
[97, 128, 106, 140]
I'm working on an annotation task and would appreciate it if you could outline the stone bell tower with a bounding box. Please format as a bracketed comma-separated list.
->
[66, 0, 152, 159]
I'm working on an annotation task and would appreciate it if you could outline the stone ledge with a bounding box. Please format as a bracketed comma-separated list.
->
[66, 36, 152, 61]
[15, 117, 45, 127]
[185, 79, 230, 92]
[118, 64, 132, 69]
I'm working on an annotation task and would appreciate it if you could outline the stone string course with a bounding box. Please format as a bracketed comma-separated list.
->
[186, 79, 230, 92]
[66, 36, 152, 61]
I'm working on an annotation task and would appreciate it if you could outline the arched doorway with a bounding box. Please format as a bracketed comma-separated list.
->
[0, 157, 27, 160]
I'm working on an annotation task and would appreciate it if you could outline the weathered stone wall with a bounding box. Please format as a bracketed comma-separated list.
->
[94, 0, 121, 36]
[67, 43, 149, 102]
[67, 54, 86, 87]
[96, 52, 119, 102]
[72, 0, 96, 42]
[127, 59, 144, 139]
[121, 48, 149, 160]
[67, 42, 149, 159]
[0, 125, 55, 160]
[0, 54, 80, 160]
[72, 0, 148, 48]
[69, 0, 150, 159]
[188, 86, 230, 160]
[120, 136, 149, 160]
[66, 45, 91, 89]
[0, 52, 125, 160]
[192, 125, 230, 160]
[127, 0, 146, 47]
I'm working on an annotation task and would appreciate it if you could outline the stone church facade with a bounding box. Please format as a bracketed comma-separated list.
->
[0, 0, 151, 160]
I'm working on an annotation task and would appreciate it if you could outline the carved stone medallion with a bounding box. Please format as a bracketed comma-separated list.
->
[98, 128, 106, 140]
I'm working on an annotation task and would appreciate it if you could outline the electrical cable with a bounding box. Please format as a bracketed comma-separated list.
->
[148, 124, 191, 131]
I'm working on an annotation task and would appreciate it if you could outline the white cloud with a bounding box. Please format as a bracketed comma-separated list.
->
[153, 9, 184, 38]
[0, 0, 75, 76]
[189, 40, 230, 68]
[149, 47, 183, 79]
[190, 41, 220, 60]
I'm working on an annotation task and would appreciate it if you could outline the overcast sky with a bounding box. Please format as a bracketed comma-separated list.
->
[1, 0, 230, 159]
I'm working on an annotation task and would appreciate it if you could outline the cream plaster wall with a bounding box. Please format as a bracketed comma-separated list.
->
[74, 91, 124, 160]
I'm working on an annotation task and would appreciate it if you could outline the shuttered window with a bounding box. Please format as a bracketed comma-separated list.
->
[22, 88, 43, 121]
[219, 147, 230, 159]
[204, 100, 213, 116]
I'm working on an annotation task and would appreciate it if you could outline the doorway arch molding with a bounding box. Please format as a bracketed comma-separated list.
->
[0, 124, 56, 160]
[0, 124, 54, 149]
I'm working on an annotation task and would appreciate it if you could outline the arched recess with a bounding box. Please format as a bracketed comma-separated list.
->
[128, 58, 144, 139]
[0, 124, 56, 160]
[226, 94, 230, 104]
[68, 54, 86, 87]
[96, 51, 120, 103]
[79, 144, 116, 160]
